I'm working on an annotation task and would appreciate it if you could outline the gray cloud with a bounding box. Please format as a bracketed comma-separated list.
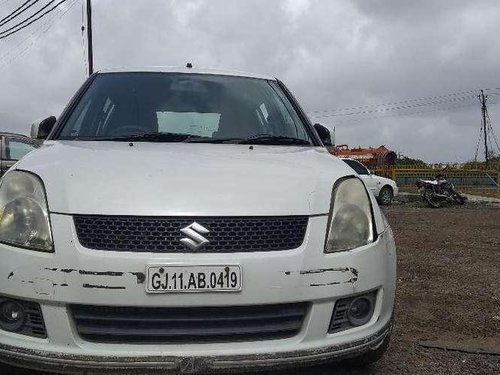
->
[1, 0, 499, 162]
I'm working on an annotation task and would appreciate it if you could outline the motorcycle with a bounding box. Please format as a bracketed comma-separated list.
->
[416, 174, 467, 208]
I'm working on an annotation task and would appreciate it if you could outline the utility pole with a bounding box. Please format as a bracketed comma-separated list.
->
[479, 90, 488, 163]
[86, 0, 93, 76]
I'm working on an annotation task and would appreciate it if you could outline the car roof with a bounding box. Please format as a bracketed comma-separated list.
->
[97, 66, 276, 81]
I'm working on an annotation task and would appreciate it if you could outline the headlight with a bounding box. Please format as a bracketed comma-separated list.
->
[325, 177, 374, 253]
[0, 171, 53, 252]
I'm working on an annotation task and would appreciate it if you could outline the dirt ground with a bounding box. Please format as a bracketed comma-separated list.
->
[370, 204, 500, 374]
[2, 204, 500, 375]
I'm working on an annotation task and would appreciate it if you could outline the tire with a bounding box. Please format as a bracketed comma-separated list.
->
[453, 194, 466, 205]
[378, 186, 394, 205]
[343, 331, 391, 368]
[423, 189, 441, 208]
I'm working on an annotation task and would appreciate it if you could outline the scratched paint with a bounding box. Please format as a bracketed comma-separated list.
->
[130, 272, 146, 284]
[60, 269, 77, 273]
[82, 283, 126, 290]
[78, 270, 124, 277]
[310, 281, 341, 287]
[9, 268, 147, 288]
[284, 267, 359, 287]
[284, 267, 357, 276]
[299, 267, 351, 275]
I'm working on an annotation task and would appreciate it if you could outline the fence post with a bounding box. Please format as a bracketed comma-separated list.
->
[498, 172, 500, 198]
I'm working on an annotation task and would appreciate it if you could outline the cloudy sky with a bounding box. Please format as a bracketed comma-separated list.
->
[1, 0, 500, 162]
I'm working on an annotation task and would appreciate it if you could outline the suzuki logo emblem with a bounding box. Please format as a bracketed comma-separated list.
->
[180, 222, 210, 250]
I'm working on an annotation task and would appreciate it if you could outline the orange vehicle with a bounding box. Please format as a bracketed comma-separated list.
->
[329, 145, 396, 168]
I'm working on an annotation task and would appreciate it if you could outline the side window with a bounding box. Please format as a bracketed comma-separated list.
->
[7, 140, 36, 161]
[269, 82, 309, 140]
[344, 159, 369, 175]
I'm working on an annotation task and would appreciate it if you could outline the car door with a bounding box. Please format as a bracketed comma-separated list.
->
[2, 137, 37, 175]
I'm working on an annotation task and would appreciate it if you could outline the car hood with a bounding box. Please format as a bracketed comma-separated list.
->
[16, 141, 355, 216]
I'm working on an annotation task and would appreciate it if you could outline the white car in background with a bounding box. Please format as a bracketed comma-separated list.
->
[0, 67, 396, 374]
[341, 158, 398, 205]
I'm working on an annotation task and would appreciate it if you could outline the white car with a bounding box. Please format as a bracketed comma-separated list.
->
[341, 158, 399, 205]
[0, 67, 396, 374]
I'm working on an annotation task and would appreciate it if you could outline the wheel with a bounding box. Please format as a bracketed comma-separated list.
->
[453, 194, 466, 205]
[378, 186, 394, 205]
[423, 189, 441, 208]
[343, 331, 391, 368]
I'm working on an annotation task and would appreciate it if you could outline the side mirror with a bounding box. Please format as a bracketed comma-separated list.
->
[313, 123, 332, 146]
[31, 116, 56, 140]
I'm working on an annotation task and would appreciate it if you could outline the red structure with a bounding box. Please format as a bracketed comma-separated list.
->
[329, 145, 397, 168]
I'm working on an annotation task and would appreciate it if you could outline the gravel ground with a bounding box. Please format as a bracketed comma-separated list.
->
[2, 204, 499, 374]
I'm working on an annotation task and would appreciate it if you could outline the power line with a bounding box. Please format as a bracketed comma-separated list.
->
[0, 0, 40, 28]
[0, 0, 56, 36]
[0, 0, 30, 25]
[311, 94, 478, 118]
[324, 100, 480, 125]
[0, 0, 67, 39]
[0, 0, 78, 69]
[308, 87, 500, 117]
[309, 94, 478, 119]
[0, 0, 77, 63]
[308, 89, 478, 115]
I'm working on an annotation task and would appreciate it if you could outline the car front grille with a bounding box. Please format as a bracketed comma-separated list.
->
[73, 215, 308, 253]
[70, 303, 308, 343]
[23, 302, 47, 338]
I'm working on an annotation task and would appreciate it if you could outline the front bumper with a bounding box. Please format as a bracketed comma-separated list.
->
[0, 214, 397, 374]
[0, 319, 392, 374]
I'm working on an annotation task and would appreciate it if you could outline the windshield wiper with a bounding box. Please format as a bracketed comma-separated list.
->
[83, 132, 193, 142]
[183, 137, 242, 144]
[237, 134, 311, 146]
[79, 133, 311, 145]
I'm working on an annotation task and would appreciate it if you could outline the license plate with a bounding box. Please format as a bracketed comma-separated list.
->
[146, 265, 242, 293]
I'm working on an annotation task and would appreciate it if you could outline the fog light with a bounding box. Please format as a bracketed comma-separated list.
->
[347, 296, 374, 327]
[0, 300, 26, 332]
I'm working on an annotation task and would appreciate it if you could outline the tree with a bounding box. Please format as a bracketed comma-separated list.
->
[395, 153, 427, 167]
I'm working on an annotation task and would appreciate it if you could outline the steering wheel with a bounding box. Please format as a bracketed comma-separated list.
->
[110, 125, 147, 136]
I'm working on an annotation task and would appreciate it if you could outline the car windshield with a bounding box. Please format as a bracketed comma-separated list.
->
[56, 72, 313, 145]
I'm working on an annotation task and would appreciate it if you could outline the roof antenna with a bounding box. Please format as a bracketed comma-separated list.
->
[186, 62, 193, 68]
